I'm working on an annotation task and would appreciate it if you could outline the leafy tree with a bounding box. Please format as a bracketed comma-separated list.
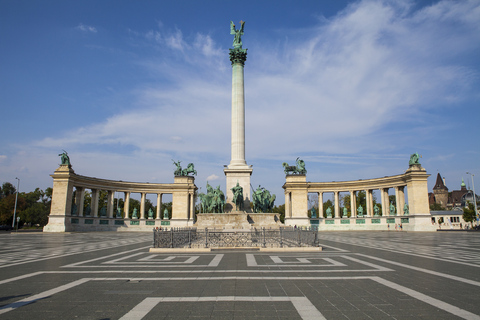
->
[1, 182, 16, 198]
[463, 202, 476, 225]
[430, 203, 445, 211]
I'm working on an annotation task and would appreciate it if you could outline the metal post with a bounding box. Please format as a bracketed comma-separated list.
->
[467, 172, 478, 225]
[188, 229, 191, 248]
[12, 177, 20, 229]
[279, 228, 283, 248]
[205, 228, 208, 248]
[171, 228, 174, 248]
[262, 227, 266, 248]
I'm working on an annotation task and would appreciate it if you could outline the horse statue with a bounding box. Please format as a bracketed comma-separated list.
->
[172, 160, 197, 176]
[181, 163, 197, 176]
[282, 157, 307, 175]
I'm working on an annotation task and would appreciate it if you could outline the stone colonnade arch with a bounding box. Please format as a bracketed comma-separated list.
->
[44, 165, 197, 232]
[283, 164, 433, 231]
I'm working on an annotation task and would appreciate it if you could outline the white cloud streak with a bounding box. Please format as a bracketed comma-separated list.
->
[75, 23, 97, 33]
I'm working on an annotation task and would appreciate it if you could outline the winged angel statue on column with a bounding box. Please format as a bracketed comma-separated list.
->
[230, 20, 245, 49]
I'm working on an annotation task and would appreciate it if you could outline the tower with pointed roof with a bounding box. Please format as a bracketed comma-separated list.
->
[433, 173, 448, 209]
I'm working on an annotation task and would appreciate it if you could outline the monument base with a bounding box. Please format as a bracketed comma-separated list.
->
[195, 212, 281, 230]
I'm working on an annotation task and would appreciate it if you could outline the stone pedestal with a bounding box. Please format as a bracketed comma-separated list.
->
[224, 166, 253, 212]
[283, 175, 308, 227]
[44, 165, 75, 232]
[195, 211, 280, 230]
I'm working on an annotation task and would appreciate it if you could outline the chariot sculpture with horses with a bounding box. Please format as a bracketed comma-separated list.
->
[172, 160, 197, 176]
[282, 157, 306, 175]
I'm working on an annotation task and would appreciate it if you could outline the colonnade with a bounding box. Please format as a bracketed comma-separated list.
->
[283, 164, 431, 229]
[44, 165, 197, 232]
[312, 186, 406, 218]
[71, 188, 180, 220]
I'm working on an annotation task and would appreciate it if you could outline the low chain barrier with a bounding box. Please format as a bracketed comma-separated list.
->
[153, 227, 319, 248]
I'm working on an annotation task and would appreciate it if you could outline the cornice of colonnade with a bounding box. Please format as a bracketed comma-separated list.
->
[283, 166, 429, 193]
[50, 165, 197, 193]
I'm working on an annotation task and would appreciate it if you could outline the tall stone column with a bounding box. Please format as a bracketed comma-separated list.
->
[91, 189, 99, 218]
[156, 193, 162, 219]
[76, 187, 85, 217]
[224, 35, 252, 212]
[107, 190, 114, 218]
[334, 191, 340, 218]
[318, 192, 323, 218]
[140, 193, 146, 219]
[350, 191, 356, 218]
[124, 192, 130, 219]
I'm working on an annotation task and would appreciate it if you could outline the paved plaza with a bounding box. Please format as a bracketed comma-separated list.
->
[1, 231, 480, 319]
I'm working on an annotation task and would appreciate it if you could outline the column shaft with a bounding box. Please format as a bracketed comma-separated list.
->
[91, 189, 99, 217]
[107, 191, 114, 218]
[334, 192, 340, 218]
[124, 192, 130, 219]
[140, 193, 146, 219]
[156, 194, 162, 219]
[230, 63, 246, 166]
[350, 191, 356, 218]
[318, 192, 323, 218]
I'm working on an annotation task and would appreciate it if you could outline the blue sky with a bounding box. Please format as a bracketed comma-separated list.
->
[1, 0, 479, 204]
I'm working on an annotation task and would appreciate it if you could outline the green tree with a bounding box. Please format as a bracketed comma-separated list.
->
[463, 202, 476, 225]
[430, 203, 445, 211]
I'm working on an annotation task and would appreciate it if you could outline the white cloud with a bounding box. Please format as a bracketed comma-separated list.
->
[75, 23, 97, 33]
[206, 174, 219, 181]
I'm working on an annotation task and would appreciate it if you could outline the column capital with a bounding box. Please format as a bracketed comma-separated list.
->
[229, 48, 247, 66]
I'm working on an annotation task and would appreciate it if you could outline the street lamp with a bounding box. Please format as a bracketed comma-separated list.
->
[466, 172, 478, 222]
[12, 177, 20, 229]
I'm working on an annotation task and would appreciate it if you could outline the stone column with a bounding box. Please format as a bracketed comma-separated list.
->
[381, 188, 388, 216]
[107, 190, 114, 218]
[140, 193, 146, 219]
[229, 48, 247, 167]
[318, 192, 323, 218]
[350, 191, 356, 218]
[190, 192, 195, 222]
[76, 187, 85, 217]
[285, 192, 291, 218]
[366, 189, 372, 217]
[394, 187, 400, 216]
[123, 192, 130, 219]
[91, 189, 99, 218]
[224, 46, 252, 212]
[398, 187, 405, 215]
[156, 193, 162, 219]
[334, 191, 340, 218]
